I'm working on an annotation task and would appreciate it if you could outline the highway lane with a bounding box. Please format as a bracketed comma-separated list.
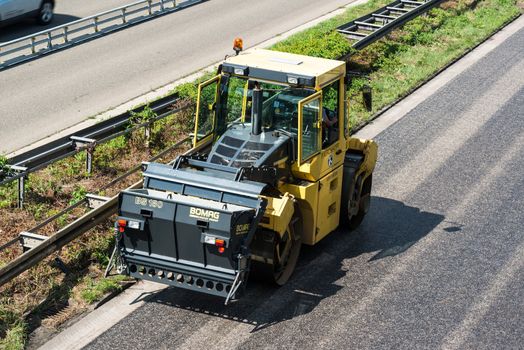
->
[0, 0, 132, 43]
[72, 20, 524, 350]
[0, 0, 354, 154]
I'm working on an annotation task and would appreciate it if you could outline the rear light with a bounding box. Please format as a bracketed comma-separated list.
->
[203, 236, 226, 253]
[117, 219, 126, 233]
[215, 239, 225, 254]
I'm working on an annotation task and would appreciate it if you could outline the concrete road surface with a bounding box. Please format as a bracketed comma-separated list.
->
[37, 15, 524, 350]
[0, 0, 354, 154]
[0, 0, 132, 43]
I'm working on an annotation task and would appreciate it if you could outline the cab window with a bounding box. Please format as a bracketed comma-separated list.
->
[217, 75, 248, 136]
[321, 80, 340, 148]
[224, 76, 247, 123]
[294, 90, 323, 165]
[195, 76, 219, 142]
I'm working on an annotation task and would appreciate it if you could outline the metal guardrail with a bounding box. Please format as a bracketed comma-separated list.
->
[0, 93, 192, 208]
[337, 0, 445, 50]
[0, 0, 203, 69]
[0, 135, 195, 287]
[0, 136, 193, 287]
[0, 193, 120, 287]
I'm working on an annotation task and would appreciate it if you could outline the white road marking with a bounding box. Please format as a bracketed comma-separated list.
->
[439, 241, 524, 350]
[354, 15, 524, 142]
[374, 57, 524, 200]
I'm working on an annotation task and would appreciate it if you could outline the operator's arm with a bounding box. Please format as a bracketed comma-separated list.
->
[323, 108, 338, 127]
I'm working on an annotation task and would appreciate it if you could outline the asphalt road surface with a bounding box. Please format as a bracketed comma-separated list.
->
[0, 0, 132, 43]
[73, 21, 524, 350]
[0, 0, 353, 154]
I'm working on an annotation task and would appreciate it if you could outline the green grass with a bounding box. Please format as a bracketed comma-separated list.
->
[0, 305, 26, 350]
[80, 276, 126, 304]
[270, 0, 390, 58]
[171, 71, 215, 101]
[0, 182, 17, 209]
[69, 185, 87, 206]
[348, 0, 521, 125]
[0, 155, 8, 175]
[0, 323, 26, 350]
[271, 0, 520, 128]
[169, 0, 520, 130]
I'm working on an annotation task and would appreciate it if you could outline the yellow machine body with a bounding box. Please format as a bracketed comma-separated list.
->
[191, 49, 377, 248]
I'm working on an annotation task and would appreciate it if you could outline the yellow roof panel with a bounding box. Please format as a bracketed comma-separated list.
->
[224, 49, 345, 84]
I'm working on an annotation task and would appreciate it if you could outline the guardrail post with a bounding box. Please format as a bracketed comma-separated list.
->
[71, 136, 97, 174]
[9, 165, 28, 209]
[31, 37, 36, 54]
[86, 145, 95, 174]
[145, 124, 152, 148]
[160, 0, 165, 11]
[47, 32, 53, 49]
[64, 26, 69, 43]
[122, 8, 127, 24]
[173, 0, 177, 7]
[363, 84, 372, 112]
[94, 17, 99, 33]
[19, 232, 48, 252]
[86, 194, 111, 210]
[18, 176, 25, 209]
[148, 0, 152, 15]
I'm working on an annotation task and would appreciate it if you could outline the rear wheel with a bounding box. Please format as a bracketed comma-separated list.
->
[341, 174, 372, 230]
[37, 1, 54, 25]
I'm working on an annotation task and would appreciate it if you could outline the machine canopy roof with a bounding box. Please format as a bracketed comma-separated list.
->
[222, 49, 345, 87]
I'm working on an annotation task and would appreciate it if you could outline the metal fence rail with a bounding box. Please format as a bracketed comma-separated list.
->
[0, 191, 121, 287]
[337, 0, 445, 50]
[0, 93, 193, 208]
[0, 0, 203, 69]
[0, 136, 193, 288]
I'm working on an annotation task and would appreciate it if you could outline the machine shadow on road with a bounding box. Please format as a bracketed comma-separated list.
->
[143, 196, 445, 332]
[0, 15, 81, 43]
[355, 196, 446, 261]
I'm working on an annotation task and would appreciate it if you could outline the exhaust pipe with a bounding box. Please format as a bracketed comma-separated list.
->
[251, 85, 263, 135]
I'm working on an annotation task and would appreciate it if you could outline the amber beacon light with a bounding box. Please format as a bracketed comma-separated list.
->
[233, 37, 243, 55]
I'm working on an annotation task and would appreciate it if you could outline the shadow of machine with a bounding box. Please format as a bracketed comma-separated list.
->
[142, 196, 446, 331]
